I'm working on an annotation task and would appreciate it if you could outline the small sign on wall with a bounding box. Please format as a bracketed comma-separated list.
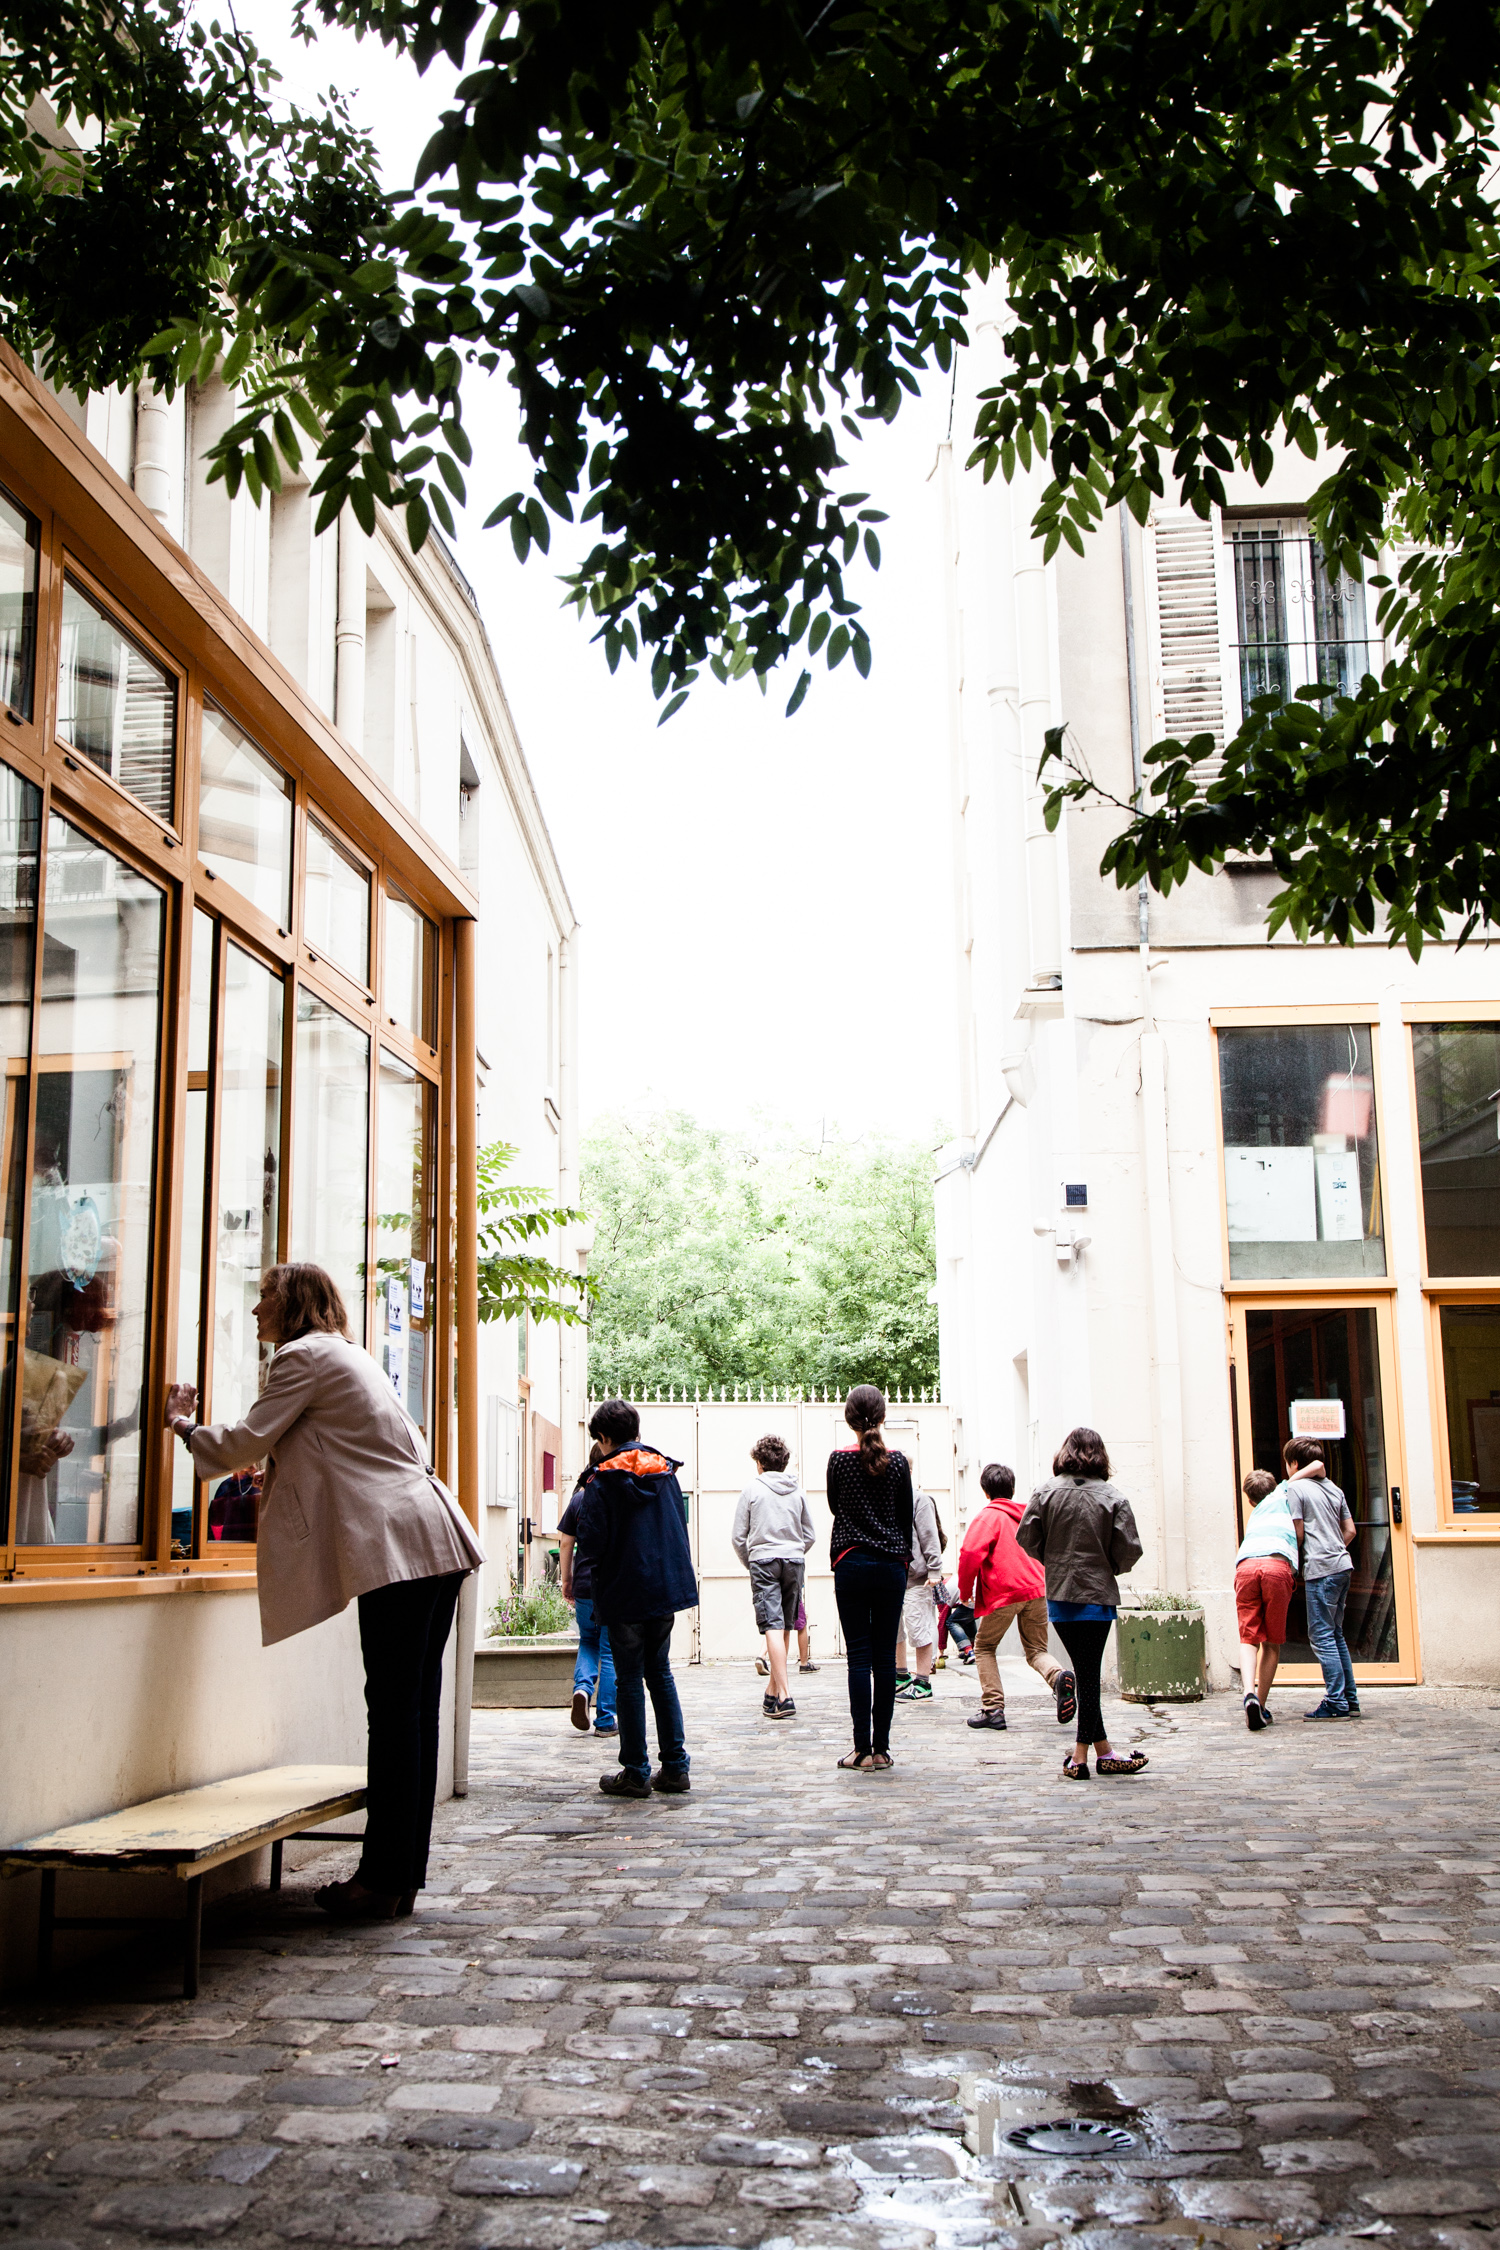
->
[1289, 1397, 1346, 1441]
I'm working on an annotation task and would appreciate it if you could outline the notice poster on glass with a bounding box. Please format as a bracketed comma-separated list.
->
[385, 1274, 407, 1405]
[407, 1329, 427, 1431]
[409, 1259, 426, 1321]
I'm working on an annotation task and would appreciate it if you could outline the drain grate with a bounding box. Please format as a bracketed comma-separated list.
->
[1005, 2119, 1140, 2157]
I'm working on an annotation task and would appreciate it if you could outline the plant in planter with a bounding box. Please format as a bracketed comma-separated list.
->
[486, 1582, 574, 1640]
[1118, 1593, 1206, 1702]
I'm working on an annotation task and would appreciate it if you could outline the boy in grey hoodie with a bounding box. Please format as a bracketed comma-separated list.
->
[732, 1435, 816, 1719]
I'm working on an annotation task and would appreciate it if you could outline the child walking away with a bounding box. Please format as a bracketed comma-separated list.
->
[1283, 1436, 1360, 1720]
[895, 1488, 945, 1699]
[959, 1462, 1070, 1732]
[1017, 1428, 1147, 1779]
[828, 1385, 914, 1774]
[571, 1399, 698, 1799]
[1234, 1467, 1297, 1730]
[558, 1441, 617, 1737]
[733, 1435, 816, 1720]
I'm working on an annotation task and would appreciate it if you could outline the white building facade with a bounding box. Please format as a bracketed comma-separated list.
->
[933, 294, 1500, 1692]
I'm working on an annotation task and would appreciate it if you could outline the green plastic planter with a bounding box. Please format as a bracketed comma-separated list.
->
[1117, 1608, 1206, 1702]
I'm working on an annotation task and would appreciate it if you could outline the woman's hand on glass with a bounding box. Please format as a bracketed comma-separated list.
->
[164, 1382, 197, 1427]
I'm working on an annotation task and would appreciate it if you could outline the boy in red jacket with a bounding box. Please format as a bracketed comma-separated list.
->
[958, 1462, 1076, 1733]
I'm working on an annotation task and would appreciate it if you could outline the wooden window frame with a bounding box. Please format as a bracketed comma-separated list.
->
[0, 343, 478, 1595]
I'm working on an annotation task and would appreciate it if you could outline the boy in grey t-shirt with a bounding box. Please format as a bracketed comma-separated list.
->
[1283, 1435, 1359, 1721]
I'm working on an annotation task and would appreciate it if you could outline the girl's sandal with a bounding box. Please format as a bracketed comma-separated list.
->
[837, 1750, 872, 1770]
[1096, 1752, 1150, 1775]
[1061, 1755, 1090, 1779]
[865, 1752, 895, 1772]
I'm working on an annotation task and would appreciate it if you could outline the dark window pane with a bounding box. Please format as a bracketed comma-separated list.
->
[0, 759, 41, 1538]
[1413, 1023, 1500, 1275]
[1438, 1304, 1500, 1516]
[57, 580, 176, 823]
[1244, 1305, 1398, 1663]
[377, 1050, 435, 1446]
[198, 706, 293, 926]
[1219, 1023, 1385, 1279]
[384, 889, 435, 1043]
[0, 484, 39, 720]
[22, 819, 165, 1545]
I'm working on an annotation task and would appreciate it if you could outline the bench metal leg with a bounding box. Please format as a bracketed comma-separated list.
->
[38, 1869, 54, 1985]
[270, 1839, 283, 1892]
[183, 1876, 203, 2000]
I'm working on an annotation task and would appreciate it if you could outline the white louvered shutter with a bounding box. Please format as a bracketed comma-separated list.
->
[1143, 507, 1228, 774]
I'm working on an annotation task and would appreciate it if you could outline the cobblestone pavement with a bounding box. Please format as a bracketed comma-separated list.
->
[6, 1653, 1500, 2250]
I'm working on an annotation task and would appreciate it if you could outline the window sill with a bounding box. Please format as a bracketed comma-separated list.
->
[1412, 1532, 1500, 1546]
[0, 1568, 257, 1607]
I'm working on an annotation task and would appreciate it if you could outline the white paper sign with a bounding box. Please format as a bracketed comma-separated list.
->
[1315, 1150, 1363, 1241]
[409, 1259, 426, 1320]
[386, 1277, 408, 1404]
[1224, 1146, 1317, 1242]
[1289, 1397, 1346, 1441]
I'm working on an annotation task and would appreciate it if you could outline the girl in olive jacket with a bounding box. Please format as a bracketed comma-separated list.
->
[1016, 1427, 1149, 1779]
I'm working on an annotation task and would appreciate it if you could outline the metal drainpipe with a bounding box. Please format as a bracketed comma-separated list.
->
[1122, 506, 1189, 1595]
[452, 918, 481, 1795]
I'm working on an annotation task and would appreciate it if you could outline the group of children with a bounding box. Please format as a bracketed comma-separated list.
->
[1234, 1436, 1360, 1727]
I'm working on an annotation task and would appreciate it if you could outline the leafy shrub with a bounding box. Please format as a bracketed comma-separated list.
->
[1129, 1591, 1203, 1614]
[487, 1582, 574, 1639]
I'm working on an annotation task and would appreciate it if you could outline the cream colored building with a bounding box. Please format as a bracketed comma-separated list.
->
[933, 290, 1499, 1693]
[0, 350, 581, 1986]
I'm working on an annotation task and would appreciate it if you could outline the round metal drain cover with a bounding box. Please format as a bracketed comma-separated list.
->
[1005, 2119, 1140, 2157]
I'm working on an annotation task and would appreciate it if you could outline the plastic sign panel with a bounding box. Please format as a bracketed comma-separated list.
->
[1289, 1397, 1347, 1441]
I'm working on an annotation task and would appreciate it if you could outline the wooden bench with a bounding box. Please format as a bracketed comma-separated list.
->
[2, 1764, 367, 1998]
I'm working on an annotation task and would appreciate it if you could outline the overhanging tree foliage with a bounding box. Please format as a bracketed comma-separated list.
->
[6, 0, 1500, 948]
[475, 1138, 594, 1326]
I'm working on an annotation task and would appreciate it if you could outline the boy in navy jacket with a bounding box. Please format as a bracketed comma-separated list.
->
[572, 1397, 698, 1798]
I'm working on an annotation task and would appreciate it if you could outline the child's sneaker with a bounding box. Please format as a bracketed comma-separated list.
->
[896, 1677, 933, 1701]
[762, 1693, 779, 1716]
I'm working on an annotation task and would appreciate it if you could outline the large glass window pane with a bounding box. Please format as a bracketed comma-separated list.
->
[1244, 1305, 1398, 1663]
[171, 909, 214, 1554]
[305, 819, 370, 987]
[207, 944, 284, 1543]
[1413, 1023, 1500, 1276]
[21, 819, 164, 1545]
[57, 580, 176, 824]
[376, 1051, 435, 1446]
[198, 707, 293, 927]
[1219, 1023, 1385, 1280]
[0, 761, 40, 1536]
[0, 484, 40, 721]
[292, 990, 368, 1341]
[384, 890, 435, 1044]
[1438, 1305, 1500, 1517]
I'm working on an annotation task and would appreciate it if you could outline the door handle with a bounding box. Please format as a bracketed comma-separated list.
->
[1392, 1486, 1403, 1526]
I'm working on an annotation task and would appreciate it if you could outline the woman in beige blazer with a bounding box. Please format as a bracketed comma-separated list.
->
[166, 1262, 481, 1921]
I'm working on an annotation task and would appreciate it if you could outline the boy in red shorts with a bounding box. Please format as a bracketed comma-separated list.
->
[1234, 1466, 1298, 1731]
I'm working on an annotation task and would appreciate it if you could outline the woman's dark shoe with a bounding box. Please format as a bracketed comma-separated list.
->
[396, 1889, 418, 1918]
[1061, 1754, 1090, 1780]
[1054, 1672, 1077, 1726]
[762, 1692, 779, 1716]
[599, 1769, 652, 1799]
[314, 1877, 402, 1921]
[1096, 1751, 1149, 1774]
[770, 1697, 796, 1719]
[799, 1661, 820, 1673]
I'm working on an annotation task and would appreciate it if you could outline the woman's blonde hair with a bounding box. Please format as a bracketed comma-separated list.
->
[264, 1262, 350, 1342]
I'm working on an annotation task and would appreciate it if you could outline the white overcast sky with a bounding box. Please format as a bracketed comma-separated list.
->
[238, 10, 958, 1143]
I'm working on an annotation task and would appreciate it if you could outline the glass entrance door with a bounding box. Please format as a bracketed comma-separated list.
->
[1228, 1298, 1418, 1681]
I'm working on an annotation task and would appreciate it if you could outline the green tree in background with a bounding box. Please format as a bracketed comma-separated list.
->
[583, 1112, 941, 1398]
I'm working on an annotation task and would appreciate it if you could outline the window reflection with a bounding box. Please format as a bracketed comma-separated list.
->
[305, 819, 370, 987]
[20, 819, 164, 1545]
[198, 707, 293, 927]
[0, 761, 40, 1533]
[1438, 1304, 1500, 1516]
[171, 910, 214, 1555]
[384, 889, 435, 1043]
[291, 989, 368, 1341]
[377, 1051, 435, 1446]
[0, 485, 39, 721]
[1413, 1024, 1500, 1276]
[1219, 1023, 1385, 1280]
[57, 580, 176, 825]
[207, 944, 283, 1543]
